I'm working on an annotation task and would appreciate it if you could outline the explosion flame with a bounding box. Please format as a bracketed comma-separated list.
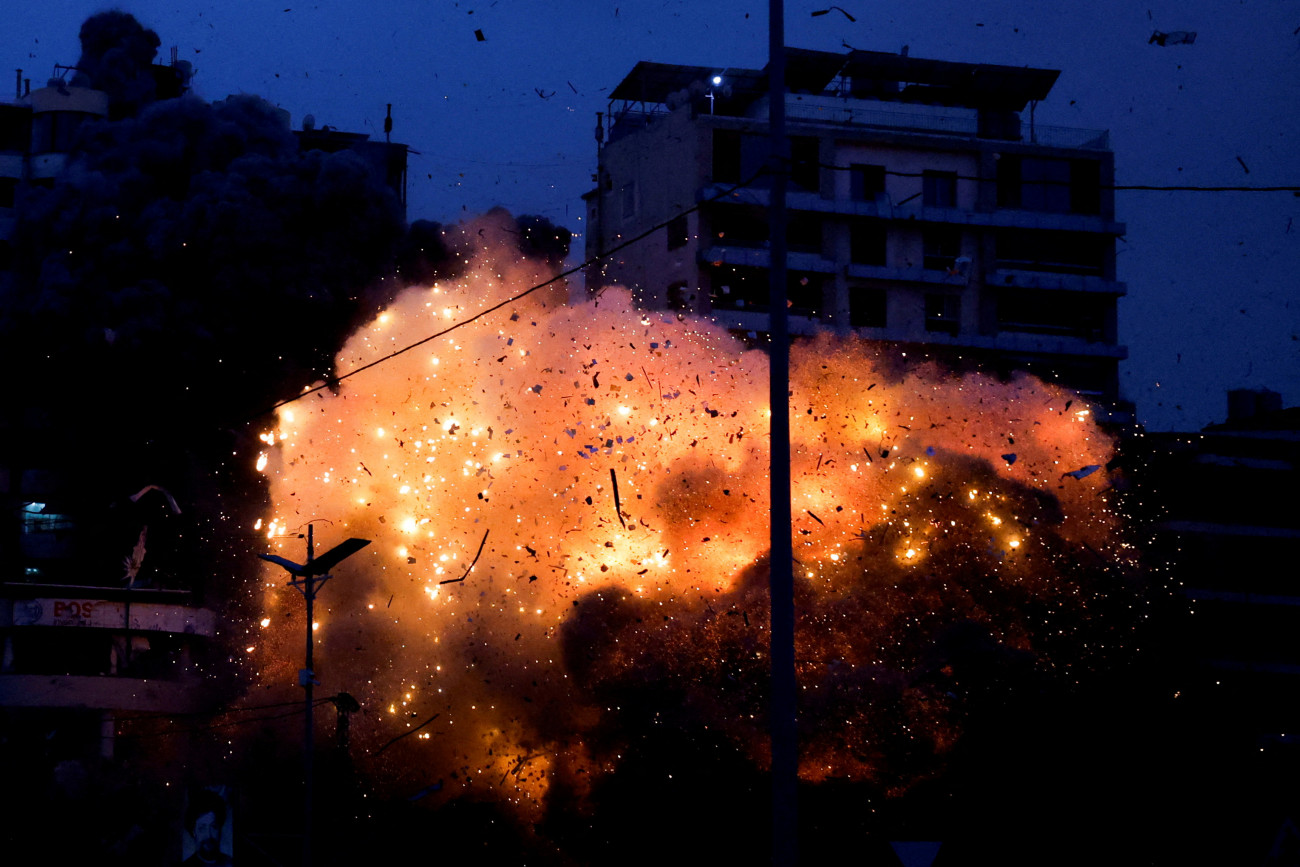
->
[248, 215, 1134, 817]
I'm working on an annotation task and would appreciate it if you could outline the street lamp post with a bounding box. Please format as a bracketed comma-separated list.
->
[261, 527, 370, 867]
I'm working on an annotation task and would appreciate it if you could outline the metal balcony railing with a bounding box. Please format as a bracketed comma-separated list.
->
[606, 103, 1110, 151]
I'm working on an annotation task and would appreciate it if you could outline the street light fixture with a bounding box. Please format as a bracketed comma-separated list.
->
[260, 526, 370, 867]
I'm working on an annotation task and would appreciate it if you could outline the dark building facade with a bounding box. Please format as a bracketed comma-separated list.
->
[585, 47, 1128, 419]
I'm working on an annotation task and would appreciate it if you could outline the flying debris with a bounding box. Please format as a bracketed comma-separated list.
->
[1149, 30, 1196, 45]
[249, 218, 1139, 834]
[1063, 464, 1101, 480]
[129, 484, 182, 514]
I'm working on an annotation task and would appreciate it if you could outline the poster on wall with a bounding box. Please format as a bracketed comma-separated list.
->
[182, 785, 234, 866]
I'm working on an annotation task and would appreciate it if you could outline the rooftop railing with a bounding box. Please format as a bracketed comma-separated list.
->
[606, 101, 1110, 150]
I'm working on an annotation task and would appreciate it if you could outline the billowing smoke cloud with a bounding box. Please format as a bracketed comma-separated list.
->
[6, 91, 405, 439]
[247, 218, 1141, 836]
[71, 10, 164, 118]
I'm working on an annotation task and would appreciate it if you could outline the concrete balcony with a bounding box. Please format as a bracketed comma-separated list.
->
[988, 268, 1127, 295]
[0, 672, 212, 713]
[699, 244, 836, 273]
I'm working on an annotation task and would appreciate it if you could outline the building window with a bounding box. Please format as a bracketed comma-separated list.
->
[922, 170, 957, 208]
[996, 155, 1022, 208]
[998, 156, 1101, 214]
[996, 229, 1104, 276]
[789, 136, 819, 192]
[788, 272, 822, 316]
[20, 501, 75, 563]
[850, 164, 886, 201]
[850, 287, 887, 328]
[922, 226, 961, 270]
[711, 205, 768, 247]
[1069, 160, 1101, 214]
[850, 221, 887, 265]
[997, 289, 1107, 341]
[712, 129, 742, 184]
[0, 177, 16, 209]
[709, 264, 769, 310]
[667, 214, 689, 250]
[925, 294, 961, 335]
[787, 215, 822, 255]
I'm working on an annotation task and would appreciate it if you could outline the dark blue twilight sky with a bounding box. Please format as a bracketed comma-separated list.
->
[4, 1, 1297, 431]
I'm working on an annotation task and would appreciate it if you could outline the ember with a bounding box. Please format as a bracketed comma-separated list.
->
[246, 213, 1135, 817]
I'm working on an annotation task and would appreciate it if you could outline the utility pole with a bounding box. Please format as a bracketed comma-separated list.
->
[768, 0, 798, 864]
[260, 529, 370, 867]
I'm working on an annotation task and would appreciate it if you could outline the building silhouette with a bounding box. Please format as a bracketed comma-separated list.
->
[0, 52, 408, 859]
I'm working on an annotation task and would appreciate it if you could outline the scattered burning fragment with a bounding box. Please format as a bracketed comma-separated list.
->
[248, 215, 1138, 818]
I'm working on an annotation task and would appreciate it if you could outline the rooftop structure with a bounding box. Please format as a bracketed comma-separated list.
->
[584, 47, 1128, 416]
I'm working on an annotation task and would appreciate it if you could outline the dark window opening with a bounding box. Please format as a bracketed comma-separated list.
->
[667, 214, 689, 250]
[787, 215, 822, 255]
[1070, 160, 1101, 214]
[850, 163, 886, 201]
[850, 287, 887, 328]
[711, 205, 769, 248]
[997, 289, 1108, 341]
[789, 136, 820, 192]
[0, 177, 17, 209]
[923, 227, 962, 271]
[787, 272, 823, 316]
[925, 293, 961, 335]
[1015, 357, 1113, 398]
[850, 221, 887, 265]
[922, 170, 957, 208]
[712, 129, 741, 184]
[710, 264, 768, 310]
[711, 206, 818, 254]
[996, 155, 1022, 208]
[998, 156, 1101, 215]
[996, 229, 1105, 276]
[708, 267, 822, 316]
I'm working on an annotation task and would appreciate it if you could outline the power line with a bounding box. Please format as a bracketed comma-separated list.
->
[249, 155, 1294, 422]
[252, 165, 774, 421]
